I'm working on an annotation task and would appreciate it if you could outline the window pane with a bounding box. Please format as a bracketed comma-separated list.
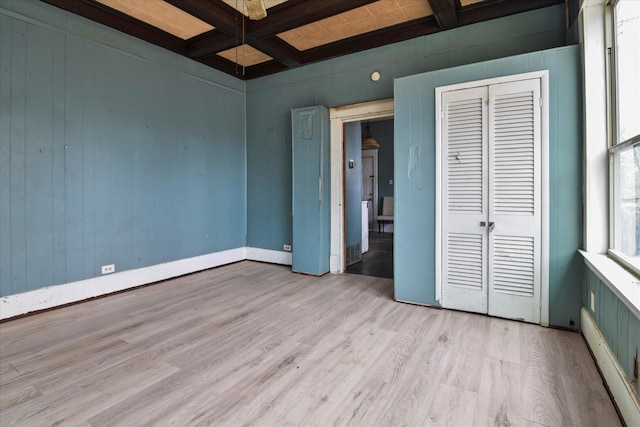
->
[613, 144, 640, 270]
[615, 0, 640, 143]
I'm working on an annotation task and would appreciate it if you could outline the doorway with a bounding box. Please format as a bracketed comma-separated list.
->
[329, 99, 394, 275]
[345, 119, 394, 279]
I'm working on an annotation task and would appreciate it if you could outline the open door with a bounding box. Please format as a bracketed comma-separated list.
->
[291, 106, 330, 276]
[344, 121, 362, 266]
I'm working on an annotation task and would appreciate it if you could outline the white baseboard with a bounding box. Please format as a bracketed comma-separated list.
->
[581, 307, 640, 427]
[246, 247, 292, 266]
[0, 247, 246, 320]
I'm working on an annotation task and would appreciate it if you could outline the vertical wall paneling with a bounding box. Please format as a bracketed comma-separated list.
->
[371, 120, 394, 203]
[629, 316, 640, 396]
[9, 17, 27, 296]
[394, 47, 582, 329]
[601, 285, 617, 350]
[82, 40, 98, 280]
[51, 27, 66, 286]
[246, 4, 567, 254]
[1, 4, 246, 297]
[345, 121, 362, 264]
[291, 106, 330, 276]
[0, 13, 13, 294]
[25, 23, 55, 291]
[617, 301, 630, 381]
[584, 266, 640, 399]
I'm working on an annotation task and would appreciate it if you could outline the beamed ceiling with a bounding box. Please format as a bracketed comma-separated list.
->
[41, 0, 564, 80]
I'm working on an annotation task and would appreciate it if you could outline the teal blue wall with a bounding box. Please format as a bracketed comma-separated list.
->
[585, 268, 640, 397]
[0, 1, 572, 300]
[369, 120, 394, 206]
[0, 2, 246, 296]
[345, 122, 362, 251]
[394, 46, 583, 329]
[245, 4, 568, 251]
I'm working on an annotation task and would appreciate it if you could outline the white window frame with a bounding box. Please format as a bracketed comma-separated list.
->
[607, 0, 640, 277]
[580, 0, 639, 320]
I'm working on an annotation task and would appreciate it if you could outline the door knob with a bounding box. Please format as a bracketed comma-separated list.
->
[480, 221, 495, 231]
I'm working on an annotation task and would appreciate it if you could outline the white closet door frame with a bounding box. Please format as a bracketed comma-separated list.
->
[435, 70, 550, 326]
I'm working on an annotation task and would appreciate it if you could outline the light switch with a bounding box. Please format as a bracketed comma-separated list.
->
[389, 179, 393, 185]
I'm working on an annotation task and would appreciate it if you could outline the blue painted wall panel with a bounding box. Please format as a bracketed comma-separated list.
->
[246, 5, 568, 252]
[0, 3, 246, 296]
[24, 23, 56, 292]
[617, 300, 630, 379]
[345, 121, 362, 252]
[394, 47, 583, 329]
[291, 106, 330, 275]
[584, 267, 640, 398]
[8, 17, 28, 295]
[370, 120, 394, 204]
[0, 14, 12, 292]
[51, 27, 66, 287]
[629, 316, 640, 396]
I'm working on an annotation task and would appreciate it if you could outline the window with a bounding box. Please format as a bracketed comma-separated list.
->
[610, 0, 640, 274]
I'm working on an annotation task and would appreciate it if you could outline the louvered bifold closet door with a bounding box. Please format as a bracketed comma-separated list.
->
[487, 79, 541, 324]
[441, 86, 489, 314]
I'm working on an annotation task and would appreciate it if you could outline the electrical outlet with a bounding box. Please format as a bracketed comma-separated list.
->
[283, 244, 292, 252]
[101, 264, 115, 275]
[590, 290, 595, 312]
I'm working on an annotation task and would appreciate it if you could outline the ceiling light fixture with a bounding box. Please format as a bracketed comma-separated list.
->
[362, 122, 380, 149]
[245, 0, 267, 20]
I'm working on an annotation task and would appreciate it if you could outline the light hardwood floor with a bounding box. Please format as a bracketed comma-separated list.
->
[0, 261, 621, 426]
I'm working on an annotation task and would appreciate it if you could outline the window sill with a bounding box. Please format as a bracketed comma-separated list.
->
[580, 250, 640, 320]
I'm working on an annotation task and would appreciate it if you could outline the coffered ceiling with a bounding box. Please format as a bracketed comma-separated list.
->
[41, 0, 563, 80]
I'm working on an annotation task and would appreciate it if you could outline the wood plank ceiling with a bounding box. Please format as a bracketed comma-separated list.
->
[40, 0, 564, 80]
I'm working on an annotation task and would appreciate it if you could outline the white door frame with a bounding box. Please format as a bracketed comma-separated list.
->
[329, 98, 394, 273]
[435, 70, 549, 326]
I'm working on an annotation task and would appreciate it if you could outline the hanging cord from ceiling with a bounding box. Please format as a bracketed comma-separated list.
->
[233, 0, 246, 76]
[241, 0, 246, 76]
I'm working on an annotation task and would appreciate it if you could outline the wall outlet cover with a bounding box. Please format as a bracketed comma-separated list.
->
[284, 244, 292, 252]
[101, 264, 115, 275]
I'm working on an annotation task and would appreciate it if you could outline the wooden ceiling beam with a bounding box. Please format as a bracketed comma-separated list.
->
[187, 31, 236, 58]
[167, 0, 300, 67]
[459, 0, 564, 25]
[244, 60, 289, 79]
[44, 0, 566, 80]
[198, 55, 243, 77]
[41, 0, 186, 54]
[166, 0, 241, 36]
[300, 0, 563, 70]
[427, 0, 459, 29]
[248, 0, 379, 39]
[252, 37, 302, 67]
[302, 17, 441, 65]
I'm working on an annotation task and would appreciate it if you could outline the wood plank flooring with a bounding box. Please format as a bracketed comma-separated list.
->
[0, 261, 621, 426]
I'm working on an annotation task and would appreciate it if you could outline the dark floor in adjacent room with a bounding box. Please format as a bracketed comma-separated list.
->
[345, 232, 393, 279]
